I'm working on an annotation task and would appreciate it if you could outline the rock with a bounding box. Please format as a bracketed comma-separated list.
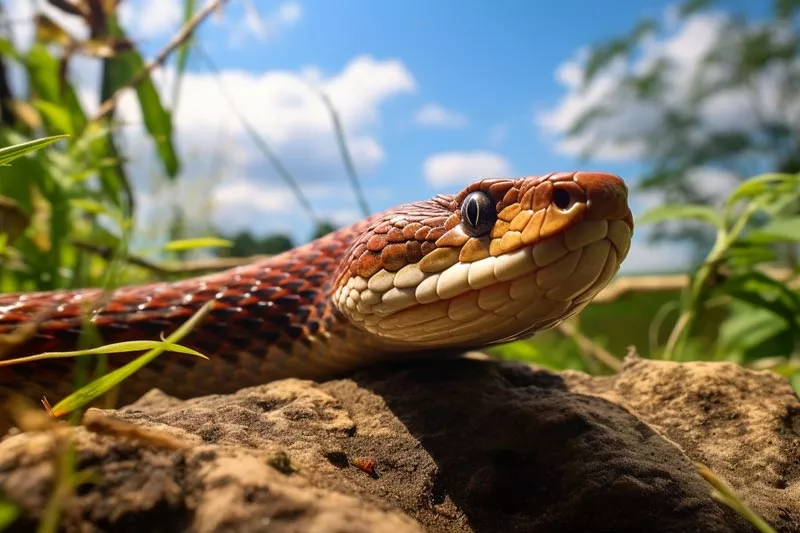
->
[0, 355, 798, 532]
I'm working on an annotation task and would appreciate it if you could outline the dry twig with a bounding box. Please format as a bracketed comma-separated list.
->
[556, 320, 622, 372]
[71, 239, 265, 276]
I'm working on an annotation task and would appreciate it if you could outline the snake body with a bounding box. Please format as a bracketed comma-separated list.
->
[0, 172, 633, 412]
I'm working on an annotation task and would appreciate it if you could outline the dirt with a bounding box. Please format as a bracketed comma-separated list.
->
[0, 354, 798, 532]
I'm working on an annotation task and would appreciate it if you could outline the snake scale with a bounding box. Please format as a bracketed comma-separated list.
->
[0, 171, 633, 416]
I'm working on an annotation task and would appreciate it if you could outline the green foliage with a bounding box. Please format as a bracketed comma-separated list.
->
[658, 173, 800, 359]
[102, 14, 180, 178]
[491, 335, 595, 373]
[219, 222, 338, 258]
[172, 0, 199, 106]
[312, 221, 337, 239]
[222, 231, 295, 256]
[582, 19, 657, 86]
[0, 500, 18, 530]
[0, 7, 173, 295]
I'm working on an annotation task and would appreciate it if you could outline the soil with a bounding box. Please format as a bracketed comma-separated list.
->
[0, 354, 798, 532]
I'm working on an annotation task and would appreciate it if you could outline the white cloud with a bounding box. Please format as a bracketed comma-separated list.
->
[142, 55, 412, 172]
[209, 179, 296, 233]
[116, 55, 414, 240]
[119, 0, 183, 39]
[213, 180, 294, 212]
[414, 103, 468, 128]
[277, 2, 303, 24]
[423, 151, 511, 187]
[536, 11, 800, 163]
[230, 0, 304, 46]
[487, 123, 509, 147]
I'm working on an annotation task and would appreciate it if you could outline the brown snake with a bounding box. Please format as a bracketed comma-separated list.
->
[0, 171, 633, 418]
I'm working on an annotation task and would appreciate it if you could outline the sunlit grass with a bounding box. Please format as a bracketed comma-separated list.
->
[45, 301, 213, 419]
[697, 464, 777, 533]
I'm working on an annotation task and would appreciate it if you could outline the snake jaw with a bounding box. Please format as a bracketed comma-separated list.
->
[333, 172, 633, 350]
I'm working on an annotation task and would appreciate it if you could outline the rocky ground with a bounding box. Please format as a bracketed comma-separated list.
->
[0, 354, 798, 532]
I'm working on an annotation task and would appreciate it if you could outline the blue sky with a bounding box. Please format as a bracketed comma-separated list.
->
[10, 0, 775, 272]
[186, 0, 670, 206]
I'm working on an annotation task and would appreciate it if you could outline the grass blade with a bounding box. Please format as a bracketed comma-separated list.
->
[0, 135, 68, 166]
[48, 300, 214, 418]
[0, 340, 208, 367]
[172, 0, 198, 107]
[697, 464, 777, 533]
[163, 237, 233, 251]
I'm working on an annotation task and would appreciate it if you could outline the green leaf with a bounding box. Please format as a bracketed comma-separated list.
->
[38, 157, 72, 288]
[0, 499, 19, 529]
[49, 300, 214, 418]
[24, 44, 87, 134]
[726, 240, 777, 267]
[639, 204, 723, 228]
[69, 198, 111, 216]
[104, 19, 180, 178]
[32, 99, 74, 136]
[172, 0, 198, 107]
[719, 306, 788, 353]
[0, 135, 68, 166]
[718, 272, 800, 329]
[0, 340, 208, 367]
[90, 129, 129, 212]
[750, 217, 800, 243]
[792, 372, 800, 397]
[727, 173, 798, 207]
[0, 37, 21, 60]
[163, 237, 233, 251]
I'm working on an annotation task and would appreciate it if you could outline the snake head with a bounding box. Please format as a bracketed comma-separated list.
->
[333, 171, 633, 349]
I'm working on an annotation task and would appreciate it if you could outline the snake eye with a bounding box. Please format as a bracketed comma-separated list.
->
[460, 191, 496, 237]
[553, 188, 573, 210]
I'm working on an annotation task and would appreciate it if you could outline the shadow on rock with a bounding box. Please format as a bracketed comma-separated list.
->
[352, 358, 754, 533]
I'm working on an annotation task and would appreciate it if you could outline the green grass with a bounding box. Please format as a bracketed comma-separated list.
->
[492, 287, 733, 374]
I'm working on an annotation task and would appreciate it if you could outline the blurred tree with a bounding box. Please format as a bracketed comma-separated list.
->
[218, 221, 338, 258]
[554, 0, 800, 261]
[221, 231, 294, 257]
[311, 221, 337, 240]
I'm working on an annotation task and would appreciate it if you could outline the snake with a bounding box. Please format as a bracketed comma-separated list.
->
[0, 171, 633, 417]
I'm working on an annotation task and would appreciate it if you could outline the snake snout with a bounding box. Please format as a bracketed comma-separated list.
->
[574, 172, 634, 230]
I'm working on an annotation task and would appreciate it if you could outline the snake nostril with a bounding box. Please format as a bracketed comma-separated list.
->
[553, 189, 572, 210]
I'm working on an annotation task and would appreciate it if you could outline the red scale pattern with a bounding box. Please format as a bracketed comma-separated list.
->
[0, 218, 379, 407]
